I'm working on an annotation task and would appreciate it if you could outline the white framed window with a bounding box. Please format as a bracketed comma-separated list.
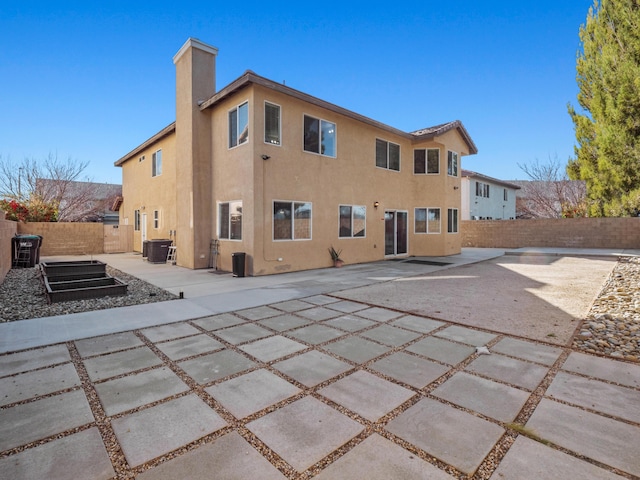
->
[303, 115, 336, 157]
[218, 201, 242, 240]
[152, 150, 162, 177]
[339, 205, 366, 238]
[273, 200, 312, 240]
[475, 181, 490, 198]
[153, 210, 160, 229]
[447, 208, 459, 233]
[376, 139, 400, 171]
[415, 207, 441, 234]
[229, 101, 249, 148]
[264, 102, 281, 145]
[504, 189, 508, 201]
[134, 210, 141, 231]
[447, 151, 458, 176]
[413, 149, 439, 174]
[139, 155, 145, 163]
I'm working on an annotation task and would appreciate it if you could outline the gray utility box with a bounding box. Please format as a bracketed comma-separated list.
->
[146, 239, 173, 263]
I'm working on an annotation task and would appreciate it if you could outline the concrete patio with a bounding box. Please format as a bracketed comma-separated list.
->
[0, 248, 639, 479]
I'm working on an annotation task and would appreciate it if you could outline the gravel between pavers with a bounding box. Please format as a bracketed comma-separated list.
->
[0, 266, 177, 322]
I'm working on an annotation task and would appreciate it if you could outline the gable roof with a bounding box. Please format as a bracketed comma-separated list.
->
[461, 169, 521, 190]
[116, 71, 478, 166]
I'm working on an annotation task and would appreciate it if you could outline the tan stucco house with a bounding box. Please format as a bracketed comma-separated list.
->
[115, 38, 478, 275]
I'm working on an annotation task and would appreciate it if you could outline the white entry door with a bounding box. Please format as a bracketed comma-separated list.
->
[141, 213, 148, 243]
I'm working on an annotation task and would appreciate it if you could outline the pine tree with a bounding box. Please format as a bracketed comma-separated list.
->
[568, 0, 640, 216]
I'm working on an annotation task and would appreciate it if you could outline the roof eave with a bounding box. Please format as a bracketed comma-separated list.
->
[114, 122, 176, 167]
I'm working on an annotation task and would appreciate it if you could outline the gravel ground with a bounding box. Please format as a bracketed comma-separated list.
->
[0, 265, 177, 322]
[573, 256, 640, 362]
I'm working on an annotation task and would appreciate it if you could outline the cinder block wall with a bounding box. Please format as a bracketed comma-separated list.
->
[17, 222, 104, 256]
[462, 218, 640, 249]
[0, 218, 18, 282]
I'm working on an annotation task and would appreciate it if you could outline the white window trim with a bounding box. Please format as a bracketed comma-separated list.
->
[152, 149, 162, 177]
[272, 199, 313, 241]
[228, 101, 250, 150]
[413, 148, 440, 175]
[218, 200, 243, 241]
[264, 101, 281, 147]
[376, 138, 401, 172]
[447, 208, 459, 234]
[153, 209, 160, 229]
[302, 113, 337, 158]
[338, 204, 367, 238]
[447, 150, 459, 177]
[414, 207, 441, 234]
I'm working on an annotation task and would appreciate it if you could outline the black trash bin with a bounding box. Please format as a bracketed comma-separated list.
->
[142, 240, 149, 258]
[147, 239, 173, 264]
[232, 252, 246, 277]
[11, 234, 42, 268]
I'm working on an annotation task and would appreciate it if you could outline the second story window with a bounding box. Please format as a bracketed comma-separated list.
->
[229, 101, 249, 148]
[152, 150, 162, 177]
[476, 182, 490, 198]
[264, 102, 281, 145]
[376, 139, 400, 171]
[504, 189, 508, 201]
[447, 151, 458, 176]
[303, 115, 336, 157]
[414, 148, 440, 174]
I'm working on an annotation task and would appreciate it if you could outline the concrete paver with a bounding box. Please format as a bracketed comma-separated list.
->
[491, 337, 562, 366]
[191, 313, 246, 331]
[269, 299, 315, 313]
[304, 294, 340, 305]
[390, 315, 445, 334]
[324, 314, 377, 332]
[319, 370, 414, 421]
[135, 431, 287, 480]
[434, 325, 498, 347]
[0, 428, 115, 480]
[321, 336, 390, 364]
[526, 398, 640, 477]
[273, 350, 352, 387]
[239, 336, 307, 362]
[490, 435, 627, 480]
[140, 322, 201, 342]
[0, 344, 70, 377]
[154, 334, 224, 360]
[257, 314, 312, 332]
[112, 394, 227, 468]
[370, 352, 449, 389]
[546, 371, 640, 423]
[387, 397, 505, 476]
[313, 433, 456, 480]
[431, 371, 530, 422]
[466, 354, 549, 390]
[177, 349, 256, 384]
[246, 396, 364, 472]
[359, 324, 422, 347]
[94, 367, 189, 416]
[286, 324, 346, 344]
[236, 306, 282, 321]
[0, 363, 80, 406]
[562, 351, 640, 388]
[325, 300, 368, 314]
[297, 306, 341, 321]
[212, 323, 272, 344]
[205, 369, 300, 418]
[0, 390, 94, 451]
[406, 336, 475, 365]
[83, 346, 162, 381]
[75, 331, 144, 358]
[354, 306, 403, 322]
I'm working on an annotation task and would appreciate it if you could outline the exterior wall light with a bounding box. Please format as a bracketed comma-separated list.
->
[373, 201, 380, 208]
[261, 154, 270, 160]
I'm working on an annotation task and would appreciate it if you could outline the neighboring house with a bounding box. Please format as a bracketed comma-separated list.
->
[510, 179, 587, 219]
[35, 179, 122, 222]
[115, 38, 478, 275]
[461, 170, 520, 220]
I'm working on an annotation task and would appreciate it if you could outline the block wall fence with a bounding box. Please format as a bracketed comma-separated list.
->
[461, 218, 640, 249]
[0, 218, 18, 282]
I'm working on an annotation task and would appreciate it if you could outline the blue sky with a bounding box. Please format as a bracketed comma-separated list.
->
[0, 1, 592, 185]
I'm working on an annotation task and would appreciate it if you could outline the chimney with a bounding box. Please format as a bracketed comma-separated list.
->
[173, 38, 218, 269]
